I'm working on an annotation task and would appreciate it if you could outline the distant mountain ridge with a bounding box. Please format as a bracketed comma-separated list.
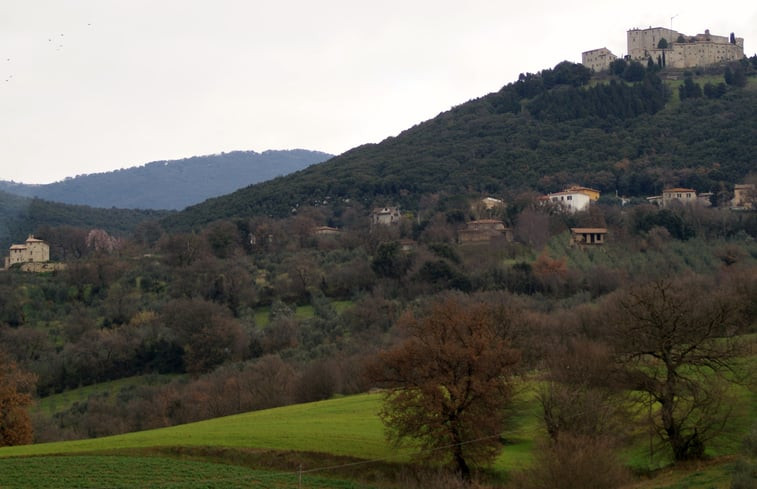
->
[0, 149, 332, 210]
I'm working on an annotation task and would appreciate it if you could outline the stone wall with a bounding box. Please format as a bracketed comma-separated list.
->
[627, 27, 744, 68]
[582, 47, 618, 72]
[583, 27, 745, 72]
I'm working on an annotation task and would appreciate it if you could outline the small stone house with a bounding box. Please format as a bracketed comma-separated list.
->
[570, 227, 608, 246]
[458, 220, 513, 244]
[371, 207, 401, 226]
[480, 197, 505, 210]
[5, 235, 50, 269]
[313, 226, 341, 236]
[662, 188, 697, 207]
[732, 184, 755, 209]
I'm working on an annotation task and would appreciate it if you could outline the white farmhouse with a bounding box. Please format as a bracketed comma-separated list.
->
[546, 190, 592, 213]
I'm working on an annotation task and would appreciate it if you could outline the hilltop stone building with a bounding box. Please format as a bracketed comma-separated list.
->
[583, 26, 744, 72]
[582, 47, 619, 72]
[371, 206, 401, 226]
[4, 235, 50, 269]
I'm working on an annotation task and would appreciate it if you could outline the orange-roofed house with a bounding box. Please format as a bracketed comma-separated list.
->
[662, 188, 697, 207]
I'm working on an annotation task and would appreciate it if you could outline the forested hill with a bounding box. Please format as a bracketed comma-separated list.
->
[163, 60, 756, 230]
[0, 190, 170, 250]
[0, 149, 332, 210]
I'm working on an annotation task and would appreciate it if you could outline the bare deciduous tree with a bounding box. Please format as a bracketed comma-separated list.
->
[610, 278, 750, 461]
[368, 293, 520, 480]
[538, 339, 630, 443]
[512, 434, 630, 489]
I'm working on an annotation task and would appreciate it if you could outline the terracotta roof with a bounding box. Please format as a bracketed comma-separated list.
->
[663, 188, 695, 193]
[469, 219, 504, 224]
[571, 227, 608, 233]
[548, 190, 589, 197]
[565, 186, 600, 193]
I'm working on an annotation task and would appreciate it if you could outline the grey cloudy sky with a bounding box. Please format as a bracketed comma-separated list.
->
[2, 0, 756, 184]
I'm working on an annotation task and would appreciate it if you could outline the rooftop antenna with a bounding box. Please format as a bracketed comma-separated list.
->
[670, 14, 678, 34]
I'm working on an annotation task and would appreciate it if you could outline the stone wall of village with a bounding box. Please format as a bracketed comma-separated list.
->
[583, 26, 745, 72]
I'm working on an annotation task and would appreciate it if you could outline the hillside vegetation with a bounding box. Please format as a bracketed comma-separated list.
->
[0, 150, 331, 210]
[0, 59, 755, 489]
[164, 60, 756, 229]
[0, 190, 170, 250]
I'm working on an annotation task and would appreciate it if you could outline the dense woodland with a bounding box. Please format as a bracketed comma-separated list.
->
[0, 60, 756, 486]
[164, 57, 757, 229]
[0, 150, 331, 210]
[0, 190, 171, 252]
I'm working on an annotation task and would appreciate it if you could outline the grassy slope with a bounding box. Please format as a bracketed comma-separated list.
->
[5, 394, 386, 458]
[2, 384, 752, 487]
[6, 392, 539, 472]
[0, 391, 540, 489]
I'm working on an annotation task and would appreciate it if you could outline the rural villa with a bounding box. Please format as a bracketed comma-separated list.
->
[4, 235, 50, 269]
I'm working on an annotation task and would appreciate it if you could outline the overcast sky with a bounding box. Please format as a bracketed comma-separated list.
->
[2, 1, 756, 184]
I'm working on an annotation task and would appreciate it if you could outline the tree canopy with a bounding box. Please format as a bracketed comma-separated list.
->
[0, 352, 36, 446]
[368, 292, 520, 479]
[610, 277, 750, 461]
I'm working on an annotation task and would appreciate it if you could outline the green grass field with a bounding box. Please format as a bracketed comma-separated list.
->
[1, 391, 541, 488]
[34, 374, 178, 416]
[253, 300, 354, 327]
[3, 369, 753, 488]
[0, 455, 374, 489]
[5, 392, 539, 469]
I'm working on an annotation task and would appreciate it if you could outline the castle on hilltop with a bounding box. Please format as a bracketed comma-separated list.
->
[582, 27, 744, 72]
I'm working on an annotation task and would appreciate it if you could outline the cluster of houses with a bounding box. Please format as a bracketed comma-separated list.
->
[5, 184, 754, 270]
[645, 184, 755, 210]
[359, 182, 754, 249]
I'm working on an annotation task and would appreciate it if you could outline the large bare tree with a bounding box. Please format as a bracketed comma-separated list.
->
[368, 293, 520, 480]
[611, 277, 750, 461]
